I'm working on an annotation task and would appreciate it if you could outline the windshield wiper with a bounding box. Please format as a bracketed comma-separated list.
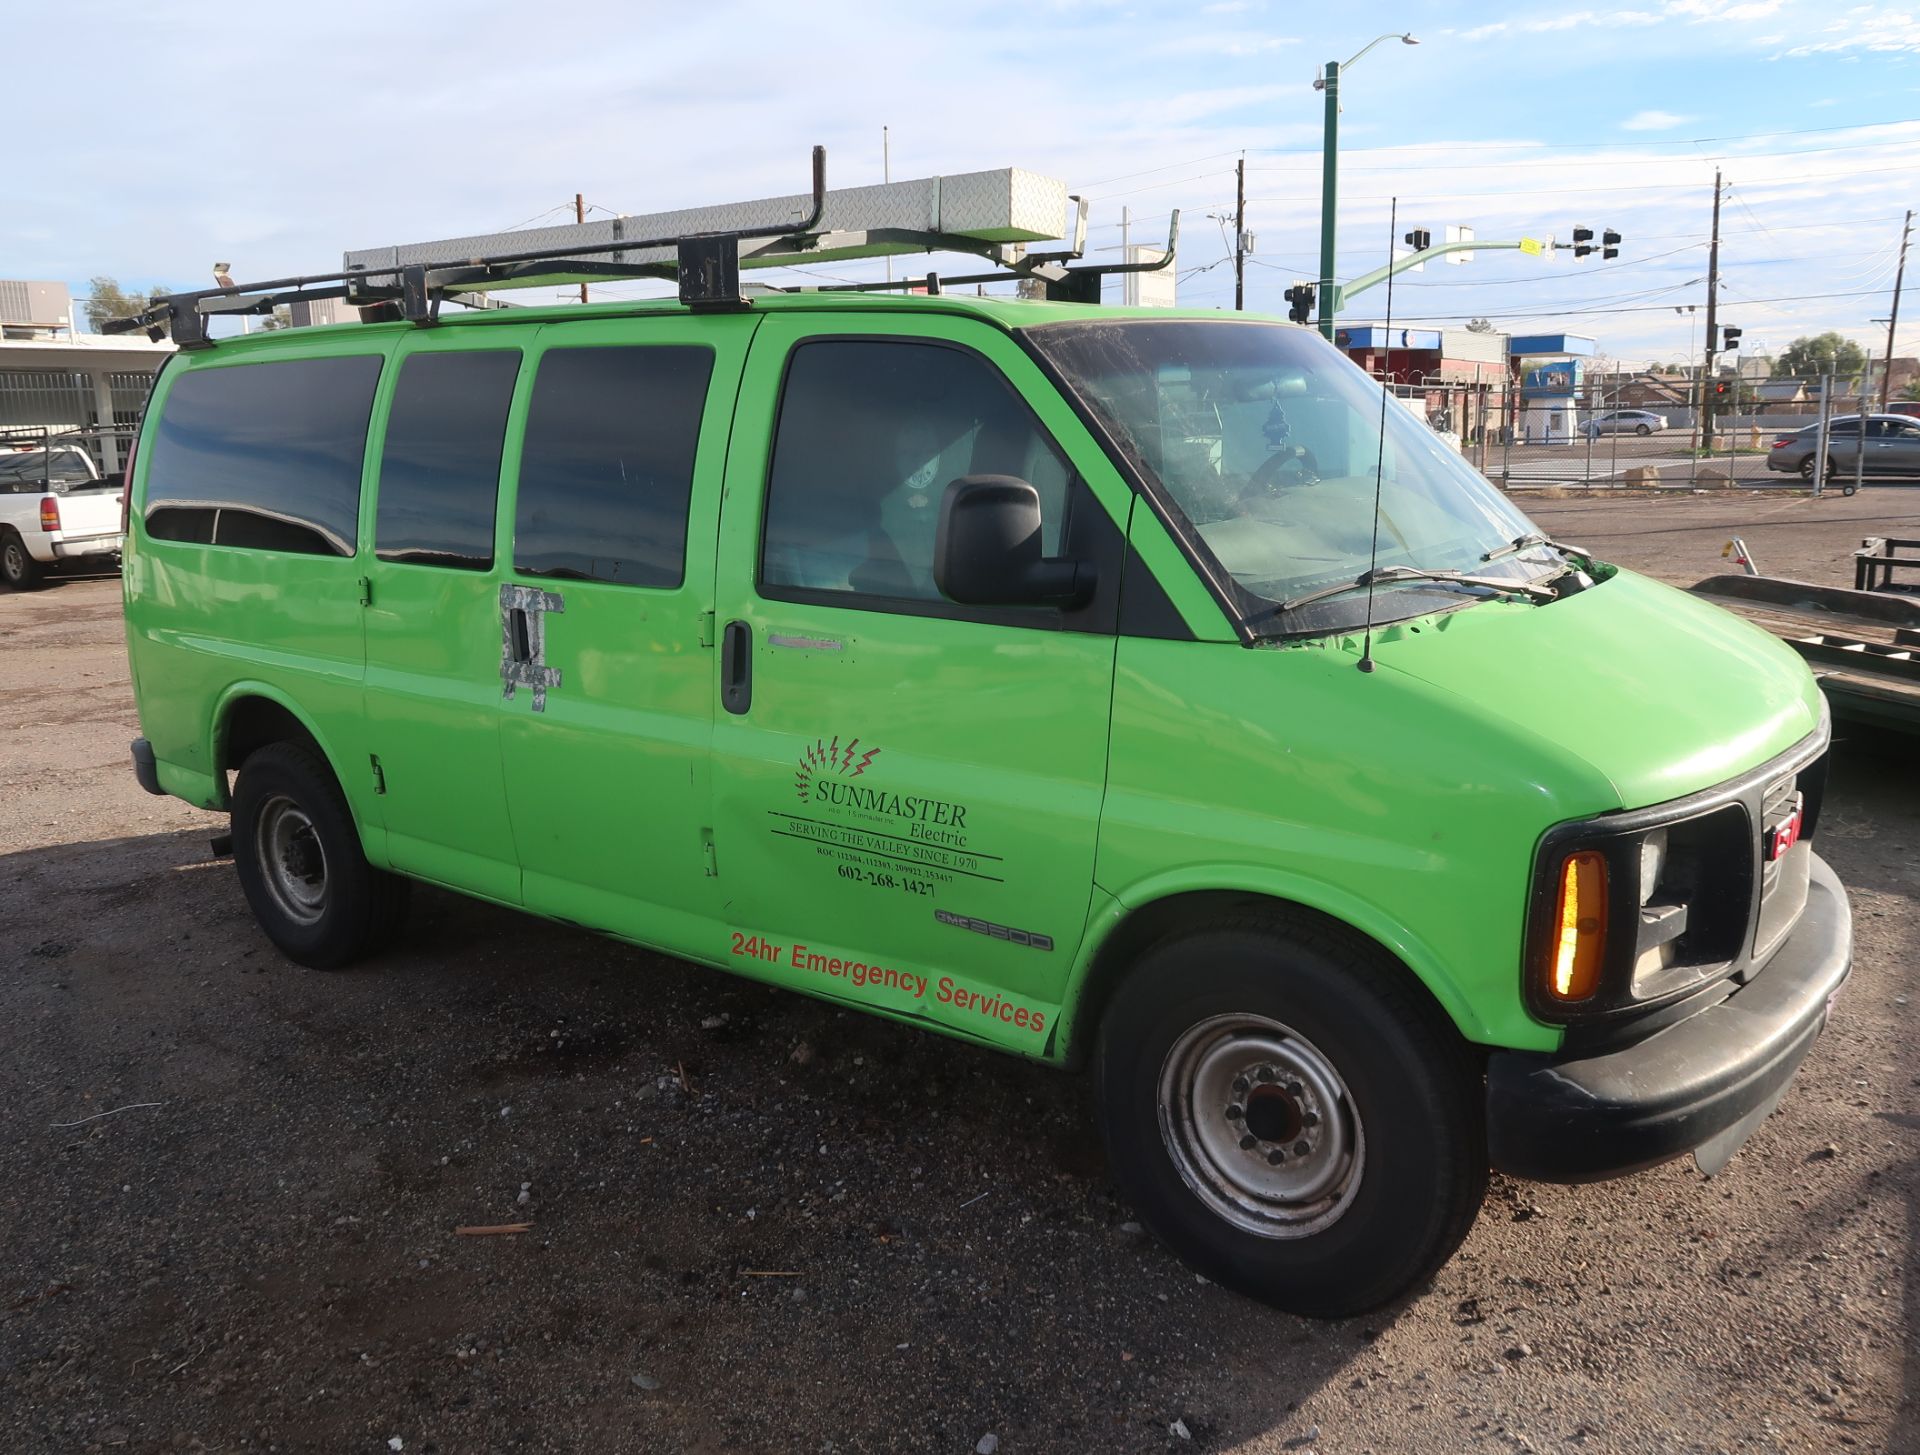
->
[1481, 532, 1586, 564]
[1276, 565, 1560, 615]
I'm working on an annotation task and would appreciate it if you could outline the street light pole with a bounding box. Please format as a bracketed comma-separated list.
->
[1314, 32, 1417, 340]
[1317, 62, 1340, 339]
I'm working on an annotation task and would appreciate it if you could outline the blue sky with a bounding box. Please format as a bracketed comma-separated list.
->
[10, 0, 1918, 367]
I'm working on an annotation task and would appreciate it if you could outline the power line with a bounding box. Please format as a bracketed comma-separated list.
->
[1247, 162, 1920, 205]
[1255, 116, 1920, 156]
[1341, 285, 1903, 325]
[1244, 132, 1920, 175]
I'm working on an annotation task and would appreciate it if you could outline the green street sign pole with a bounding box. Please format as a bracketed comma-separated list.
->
[1316, 60, 1340, 340]
[1313, 34, 1419, 339]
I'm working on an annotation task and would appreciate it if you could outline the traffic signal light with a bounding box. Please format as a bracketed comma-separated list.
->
[1602, 229, 1621, 259]
[1403, 229, 1432, 251]
[1722, 326, 1743, 351]
[1284, 282, 1316, 324]
[1572, 225, 1594, 259]
[1713, 380, 1730, 397]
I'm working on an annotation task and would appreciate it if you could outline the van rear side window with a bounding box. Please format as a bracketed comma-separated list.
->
[144, 355, 382, 557]
[513, 345, 714, 588]
[376, 350, 521, 570]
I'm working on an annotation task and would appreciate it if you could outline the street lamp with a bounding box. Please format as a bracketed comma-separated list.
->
[1314, 32, 1418, 339]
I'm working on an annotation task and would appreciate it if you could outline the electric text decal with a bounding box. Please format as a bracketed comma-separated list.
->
[771, 734, 1003, 897]
[729, 931, 1048, 1035]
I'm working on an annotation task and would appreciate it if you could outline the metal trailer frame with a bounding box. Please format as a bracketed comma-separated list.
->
[105, 147, 1178, 349]
[1691, 571, 1920, 732]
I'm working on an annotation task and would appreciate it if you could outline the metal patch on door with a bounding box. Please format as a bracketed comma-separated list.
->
[500, 583, 565, 712]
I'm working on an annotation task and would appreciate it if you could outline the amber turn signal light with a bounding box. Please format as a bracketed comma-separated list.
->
[1549, 850, 1608, 1000]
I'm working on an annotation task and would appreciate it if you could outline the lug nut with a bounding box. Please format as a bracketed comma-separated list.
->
[1224, 1105, 1244, 1122]
[1239, 1135, 1257, 1151]
[1293, 1139, 1311, 1157]
[1267, 1149, 1285, 1165]
[1233, 1076, 1249, 1093]
[1256, 1066, 1274, 1082]
[1302, 1111, 1319, 1128]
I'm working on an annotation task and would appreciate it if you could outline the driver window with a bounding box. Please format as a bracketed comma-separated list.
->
[761, 339, 1070, 602]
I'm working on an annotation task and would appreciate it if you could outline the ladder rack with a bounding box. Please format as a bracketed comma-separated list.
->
[103, 147, 1177, 348]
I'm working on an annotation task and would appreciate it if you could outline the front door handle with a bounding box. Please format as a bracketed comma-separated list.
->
[721, 619, 752, 715]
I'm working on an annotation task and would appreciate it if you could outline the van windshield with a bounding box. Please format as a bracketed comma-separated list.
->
[1024, 318, 1564, 636]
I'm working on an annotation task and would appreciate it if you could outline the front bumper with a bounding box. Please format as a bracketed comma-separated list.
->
[1486, 852, 1851, 1183]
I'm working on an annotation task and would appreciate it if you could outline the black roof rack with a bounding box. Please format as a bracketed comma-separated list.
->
[103, 147, 1177, 348]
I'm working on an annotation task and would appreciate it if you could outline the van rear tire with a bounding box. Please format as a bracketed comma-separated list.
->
[1094, 913, 1486, 1318]
[230, 741, 409, 968]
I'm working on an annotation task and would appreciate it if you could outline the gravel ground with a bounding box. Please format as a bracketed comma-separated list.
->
[1, 508, 1915, 1454]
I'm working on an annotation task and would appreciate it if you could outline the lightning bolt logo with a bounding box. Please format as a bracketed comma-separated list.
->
[796, 733, 882, 797]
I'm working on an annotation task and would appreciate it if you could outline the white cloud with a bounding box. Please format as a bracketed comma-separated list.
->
[1666, 0, 1785, 18]
[1465, 8, 1661, 40]
[1776, 7, 1920, 55]
[1621, 109, 1695, 130]
[1157, 30, 1300, 55]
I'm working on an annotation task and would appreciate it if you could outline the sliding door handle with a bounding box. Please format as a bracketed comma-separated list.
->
[721, 619, 752, 715]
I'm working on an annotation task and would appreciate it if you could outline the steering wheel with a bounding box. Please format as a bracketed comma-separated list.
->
[1247, 445, 1321, 494]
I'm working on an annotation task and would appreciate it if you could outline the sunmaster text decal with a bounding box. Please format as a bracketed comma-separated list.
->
[771, 734, 1003, 895]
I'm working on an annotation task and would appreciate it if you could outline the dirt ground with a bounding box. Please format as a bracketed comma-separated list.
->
[2, 496, 1915, 1455]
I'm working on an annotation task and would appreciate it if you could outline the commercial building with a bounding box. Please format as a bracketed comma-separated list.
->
[0, 282, 174, 473]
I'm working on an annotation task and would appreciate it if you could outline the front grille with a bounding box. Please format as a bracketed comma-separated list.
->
[1753, 754, 1826, 967]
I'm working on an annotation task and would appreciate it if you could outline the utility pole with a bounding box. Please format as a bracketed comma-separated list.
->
[1882, 209, 1912, 414]
[1700, 169, 1723, 452]
[1234, 155, 1246, 311]
[575, 194, 589, 305]
[884, 126, 893, 287]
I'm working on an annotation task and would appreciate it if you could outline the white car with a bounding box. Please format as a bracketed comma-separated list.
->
[0, 444, 126, 589]
[1583, 409, 1667, 439]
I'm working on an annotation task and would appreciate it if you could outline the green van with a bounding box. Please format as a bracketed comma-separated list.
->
[122, 292, 1850, 1317]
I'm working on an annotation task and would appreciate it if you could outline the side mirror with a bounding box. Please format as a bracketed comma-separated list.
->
[933, 475, 1093, 607]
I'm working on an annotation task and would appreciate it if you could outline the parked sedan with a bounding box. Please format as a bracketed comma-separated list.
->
[1766, 415, 1920, 480]
[1582, 409, 1667, 438]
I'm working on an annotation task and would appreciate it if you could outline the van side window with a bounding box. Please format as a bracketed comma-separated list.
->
[376, 351, 521, 570]
[514, 346, 714, 588]
[761, 340, 1071, 603]
[143, 355, 382, 557]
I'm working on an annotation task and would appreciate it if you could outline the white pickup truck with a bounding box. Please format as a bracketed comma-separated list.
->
[0, 443, 125, 589]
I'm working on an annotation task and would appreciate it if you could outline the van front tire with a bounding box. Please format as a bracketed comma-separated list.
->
[1094, 913, 1486, 1318]
[231, 741, 409, 968]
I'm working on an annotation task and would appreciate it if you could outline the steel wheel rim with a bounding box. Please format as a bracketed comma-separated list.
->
[1157, 1013, 1365, 1239]
[256, 793, 329, 926]
[2, 540, 23, 580]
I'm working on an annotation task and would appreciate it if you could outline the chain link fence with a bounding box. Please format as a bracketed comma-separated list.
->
[1373, 369, 1914, 493]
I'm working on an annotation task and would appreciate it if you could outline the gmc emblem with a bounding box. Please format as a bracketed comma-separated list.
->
[1764, 797, 1804, 863]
